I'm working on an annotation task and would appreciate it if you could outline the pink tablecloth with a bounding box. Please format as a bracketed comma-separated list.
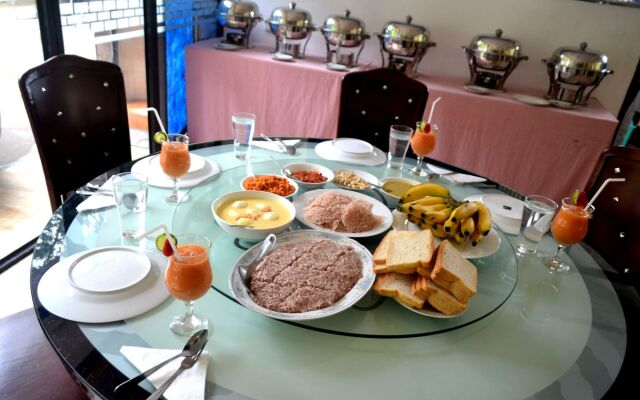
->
[186, 39, 618, 202]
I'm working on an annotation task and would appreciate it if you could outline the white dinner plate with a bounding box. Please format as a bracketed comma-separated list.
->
[130, 153, 220, 188]
[396, 298, 468, 319]
[293, 189, 393, 238]
[215, 42, 240, 51]
[67, 247, 151, 293]
[332, 169, 379, 191]
[273, 53, 294, 62]
[511, 94, 550, 107]
[315, 140, 386, 166]
[391, 210, 501, 258]
[229, 230, 375, 321]
[331, 138, 374, 157]
[326, 63, 348, 72]
[38, 247, 170, 323]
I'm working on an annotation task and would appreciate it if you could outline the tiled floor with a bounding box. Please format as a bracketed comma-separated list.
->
[0, 129, 149, 318]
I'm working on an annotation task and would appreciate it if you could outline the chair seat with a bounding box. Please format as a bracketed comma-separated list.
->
[0, 308, 88, 400]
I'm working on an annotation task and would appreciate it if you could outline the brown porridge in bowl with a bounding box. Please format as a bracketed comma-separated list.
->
[249, 240, 362, 313]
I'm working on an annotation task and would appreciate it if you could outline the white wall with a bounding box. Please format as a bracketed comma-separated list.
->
[251, 0, 640, 115]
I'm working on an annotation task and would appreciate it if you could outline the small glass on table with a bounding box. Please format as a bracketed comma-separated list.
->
[159, 133, 190, 203]
[165, 234, 213, 336]
[544, 197, 594, 272]
[387, 124, 413, 169]
[515, 195, 558, 256]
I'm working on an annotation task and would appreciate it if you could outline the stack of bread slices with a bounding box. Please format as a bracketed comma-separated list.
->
[372, 230, 478, 316]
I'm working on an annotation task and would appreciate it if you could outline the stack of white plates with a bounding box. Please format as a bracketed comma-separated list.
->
[482, 194, 524, 235]
[130, 153, 220, 188]
[315, 138, 386, 166]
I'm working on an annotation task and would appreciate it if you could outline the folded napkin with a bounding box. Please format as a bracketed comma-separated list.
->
[251, 139, 300, 153]
[121, 345, 209, 400]
[443, 173, 487, 184]
[76, 180, 115, 212]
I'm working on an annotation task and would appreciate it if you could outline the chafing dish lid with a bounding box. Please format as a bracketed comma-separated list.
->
[380, 16, 429, 44]
[268, 2, 313, 27]
[217, 0, 261, 19]
[467, 29, 523, 57]
[545, 42, 611, 73]
[322, 9, 367, 36]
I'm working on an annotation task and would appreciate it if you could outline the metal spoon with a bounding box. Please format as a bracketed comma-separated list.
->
[146, 340, 208, 400]
[113, 329, 208, 395]
[260, 134, 296, 155]
[237, 234, 277, 292]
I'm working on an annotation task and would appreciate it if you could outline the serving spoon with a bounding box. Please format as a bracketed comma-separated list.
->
[237, 234, 277, 293]
[113, 329, 208, 395]
[260, 133, 296, 155]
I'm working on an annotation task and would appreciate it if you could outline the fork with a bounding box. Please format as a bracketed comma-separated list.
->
[146, 341, 207, 400]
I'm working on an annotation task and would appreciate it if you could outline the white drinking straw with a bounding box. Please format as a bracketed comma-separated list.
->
[144, 107, 167, 134]
[427, 97, 442, 124]
[133, 224, 182, 261]
[585, 178, 626, 209]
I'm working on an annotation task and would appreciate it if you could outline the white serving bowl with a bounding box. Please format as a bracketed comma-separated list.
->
[211, 190, 296, 242]
[240, 174, 299, 199]
[281, 162, 334, 189]
[378, 176, 421, 208]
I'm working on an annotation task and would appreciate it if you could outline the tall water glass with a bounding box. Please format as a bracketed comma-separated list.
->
[515, 195, 558, 255]
[159, 134, 190, 203]
[232, 112, 256, 160]
[387, 125, 413, 169]
[112, 172, 148, 240]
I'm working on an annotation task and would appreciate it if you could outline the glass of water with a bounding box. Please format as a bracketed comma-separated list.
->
[515, 195, 558, 255]
[112, 172, 148, 240]
[387, 124, 413, 169]
[232, 112, 256, 160]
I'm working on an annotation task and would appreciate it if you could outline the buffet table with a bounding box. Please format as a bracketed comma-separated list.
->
[186, 39, 618, 201]
[30, 141, 634, 399]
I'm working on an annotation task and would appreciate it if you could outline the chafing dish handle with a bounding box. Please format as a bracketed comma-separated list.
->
[375, 33, 386, 68]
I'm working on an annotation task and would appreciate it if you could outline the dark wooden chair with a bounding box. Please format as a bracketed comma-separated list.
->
[19, 54, 132, 211]
[337, 68, 429, 152]
[583, 146, 640, 287]
[0, 308, 89, 400]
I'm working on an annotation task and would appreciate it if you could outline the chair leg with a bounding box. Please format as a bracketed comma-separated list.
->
[0, 237, 37, 275]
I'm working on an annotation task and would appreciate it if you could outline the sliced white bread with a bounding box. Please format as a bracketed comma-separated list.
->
[373, 272, 425, 309]
[386, 230, 435, 271]
[374, 264, 416, 274]
[431, 240, 477, 303]
[411, 274, 435, 299]
[424, 279, 468, 316]
[373, 230, 395, 266]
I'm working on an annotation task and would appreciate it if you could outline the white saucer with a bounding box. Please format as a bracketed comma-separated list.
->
[331, 138, 374, 157]
[273, 53, 294, 62]
[38, 247, 171, 323]
[326, 63, 348, 71]
[215, 42, 240, 51]
[130, 153, 220, 188]
[463, 85, 492, 95]
[511, 94, 550, 106]
[67, 247, 151, 293]
[315, 140, 386, 166]
[549, 99, 578, 109]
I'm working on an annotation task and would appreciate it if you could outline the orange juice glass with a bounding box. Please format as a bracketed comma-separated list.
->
[165, 234, 212, 335]
[544, 197, 594, 272]
[159, 134, 190, 203]
[409, 123, 437, 177]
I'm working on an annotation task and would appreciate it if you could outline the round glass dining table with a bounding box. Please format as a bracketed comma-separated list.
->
[30, 140, 632, 399]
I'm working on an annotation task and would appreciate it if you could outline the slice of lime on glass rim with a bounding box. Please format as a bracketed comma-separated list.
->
[153, 131, 168, 144]
[155, 233, 177, 252]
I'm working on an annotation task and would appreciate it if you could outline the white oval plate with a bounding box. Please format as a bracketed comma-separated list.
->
[331, 138, 374, 157]
[229, 230, 375, 321]
[391, 210, 501, 258]
[463, 84, 492, 95]
[273, 53, 294, 62]
[293, 189, 393, 238]
[549, 99, 578, 109]
[326, 63, 348, 71]
[67, 247, 150, 293]
[511, 94, 550, 106]
[38, 248, 170, 323]
[332, 169, 379, 191]
[130, 153, 221, 189]
[215, 42, 240, 51]
[315, 141, 386, 166]
[396, 298, 468, 318]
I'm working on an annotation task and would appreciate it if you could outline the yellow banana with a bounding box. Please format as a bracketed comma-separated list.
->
[400, 182, 450, 204]
[450, 202, 479, 223]
[407, 214, 423, 226]
[443, 207, 461, 234]
[454, 229, 466, 244]
[410, 203, 449, 219]
[470, 229, 483, 247]
[397, 196, 446, 214]
[420, 221, 433, 231]
[430, 223, 448, 239]
[460, 217, 475, 237]
[424, 207, 452, 224]
[475, 201, 492, 236]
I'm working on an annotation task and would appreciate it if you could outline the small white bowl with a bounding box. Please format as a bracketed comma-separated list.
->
[378, 176, 421, 208]
[282, 162, 334, 189]
[240, 174, 299, 199]
[211, 190, 296, 242]
[332, 169, 379, 192]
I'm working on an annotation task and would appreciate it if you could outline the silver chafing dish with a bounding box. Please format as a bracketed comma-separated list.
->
[542, 42, 614, 106]
[320, 9, 370, 67]
[266, 2, 315, 58]
[375, 16, 436, 77]
[216, 0, 262, 48]
[462, 29, 527, 91]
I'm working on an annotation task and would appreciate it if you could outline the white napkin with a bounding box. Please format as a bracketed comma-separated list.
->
[76, 180, 115, 212]
[120, 345, 209, 400]
[443, 173, 487, 184]
[251, 139, 300, 153]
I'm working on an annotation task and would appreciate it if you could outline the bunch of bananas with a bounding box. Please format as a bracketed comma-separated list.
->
[397, 183, 492, 246]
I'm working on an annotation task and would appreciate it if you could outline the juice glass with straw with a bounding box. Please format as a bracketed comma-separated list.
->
[159, 133, 190, 203]
[410, 97, 441, 176]
[165, 234, 212, 336]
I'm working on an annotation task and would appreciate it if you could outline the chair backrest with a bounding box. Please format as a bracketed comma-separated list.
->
[337, 68, 429, 152]
[583, 146, 640, 284]
[19, 55, 131, 211]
